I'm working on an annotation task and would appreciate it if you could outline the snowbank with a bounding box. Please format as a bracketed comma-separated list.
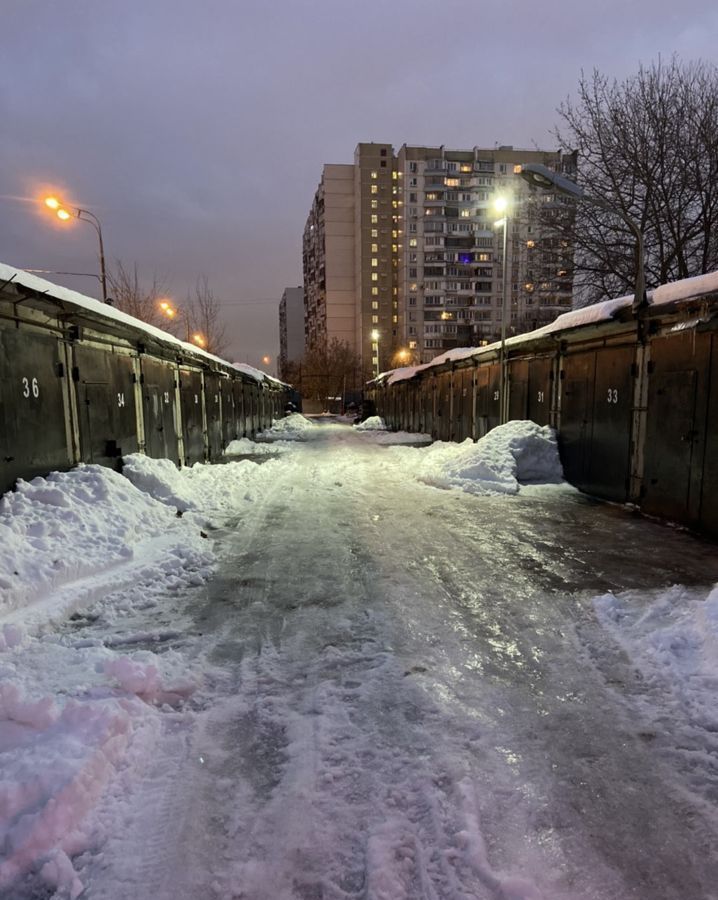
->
[0, 451, 284, 895]
[256, 412, 317, 441]
[594, 583, 718, 734]
[415, 421, 563, 495]
[0, 465, 210, 619]
[354, 415, 386, 431]
[122, 452, 276, 516]
[224, 437, 283, 456]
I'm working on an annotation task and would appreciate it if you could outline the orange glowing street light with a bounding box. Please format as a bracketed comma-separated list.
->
[158, 299, 206, 348]
[42, 195, 108, 303]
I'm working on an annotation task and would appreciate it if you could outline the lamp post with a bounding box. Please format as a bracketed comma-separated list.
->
[514, 163, 646, 311]
[370, 329, 380, 379]
[43, 197, 108, 304]
[493, 196, 510, 423]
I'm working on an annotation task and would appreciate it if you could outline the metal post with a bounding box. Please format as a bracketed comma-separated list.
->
[77, 208, 108, 304]
[499, 215, 508, 424]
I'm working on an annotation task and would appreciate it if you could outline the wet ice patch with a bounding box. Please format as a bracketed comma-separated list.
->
[415, 421, 563, 495]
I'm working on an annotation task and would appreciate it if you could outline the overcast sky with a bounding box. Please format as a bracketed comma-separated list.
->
[1, 0, 716, 368]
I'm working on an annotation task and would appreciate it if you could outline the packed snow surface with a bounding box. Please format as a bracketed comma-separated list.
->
[2, 418, 718, 898]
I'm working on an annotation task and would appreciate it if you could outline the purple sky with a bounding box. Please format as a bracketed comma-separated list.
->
[1, 0, 716, 369]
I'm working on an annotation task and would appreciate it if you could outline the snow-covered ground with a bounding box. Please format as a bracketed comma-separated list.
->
[2, 416, 718, 898]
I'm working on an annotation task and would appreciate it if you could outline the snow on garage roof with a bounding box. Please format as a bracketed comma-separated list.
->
[0, 262, 282, 386]
[380, 270, 718, 386]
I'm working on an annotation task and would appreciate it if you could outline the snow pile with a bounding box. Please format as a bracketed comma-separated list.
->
[104, 656, 197, 704]
[594, 583, 718, 732]
[0, 681, 146, 896]
[224, 437, 283, 456]
[0, 465, 210, 618]
[354, 415, 386, 431]
[257, 412, 317, 441]
[416, 421, 563, 495]
[122, 452, 279, 517]
[119, 455, 197, 512]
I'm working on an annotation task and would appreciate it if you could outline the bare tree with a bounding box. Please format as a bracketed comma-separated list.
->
[550, 56, 718, 305]
[107, 261, 169, 327]
[186, 276, 229, 356]
[296, 339, 363, 408]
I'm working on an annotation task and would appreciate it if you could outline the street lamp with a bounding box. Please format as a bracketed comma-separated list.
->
[514, 163, 646, 311]
[158, 300, 206, 348]
[493, 195, 510, 423]
[370, 329, 380, 378]
[43, 196, 109, 304]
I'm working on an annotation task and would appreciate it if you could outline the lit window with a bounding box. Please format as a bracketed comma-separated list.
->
[371, 273, 378, 281]
[525, 283, 535, 292]
[371, 258, 378, 267]
[371, 200, 378, 209]
[371, 229, 378, 238]
[372, 315, 379, 324]
[409, 238, 417, 247]
[479, 253, 490, 262]
[371, 215, 378, 223]
[371, 171, 377, 179]
[460, 209, 471, 218]
[372, 356, 378, 365]
[372, 301, 379, 309]
[371, 243, 378, 252]
[410, 283, 418, 291]
[445, 178, 459, 187]
[526, 240, 535, 248]
[371, 287, 379, 296]
[371, 185, 378, 195]
[392, 315, 398, 323]
[409, 340, 417, 349]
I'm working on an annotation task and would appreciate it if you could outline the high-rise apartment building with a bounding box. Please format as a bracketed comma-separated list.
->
[303, 143, 577, 376]
[278, 286, 304, 380]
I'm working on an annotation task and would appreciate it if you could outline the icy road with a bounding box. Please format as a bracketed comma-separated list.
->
[3, 417, 718, 900]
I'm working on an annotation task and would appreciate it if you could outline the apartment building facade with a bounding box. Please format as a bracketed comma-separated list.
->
[278, 286, 304, 380]
[302, 143, 576, 375]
